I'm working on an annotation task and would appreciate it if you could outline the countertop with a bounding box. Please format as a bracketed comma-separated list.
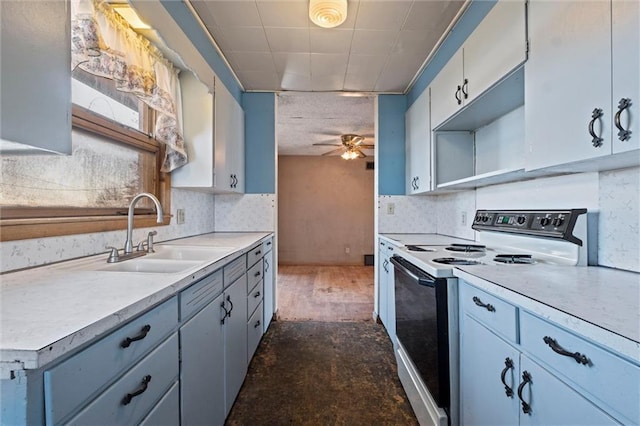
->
[0, 232, 271, 376]
[455, 265, 640, 362]
[379, 233, 475, 246]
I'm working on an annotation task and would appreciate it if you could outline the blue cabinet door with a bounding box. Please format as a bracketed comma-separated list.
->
[224, 274, 248, 415]
[460, 315, 520, 425]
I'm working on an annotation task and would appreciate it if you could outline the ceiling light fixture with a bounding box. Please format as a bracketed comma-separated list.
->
[309, 0, 347, 29]
[341, 149, 358, 160]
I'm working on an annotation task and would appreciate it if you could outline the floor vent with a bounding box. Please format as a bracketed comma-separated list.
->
[364, 254, 374, 265]
[366, 161, 375, 170]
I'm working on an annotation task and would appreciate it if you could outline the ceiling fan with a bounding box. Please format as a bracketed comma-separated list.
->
[312, 134, 375, 160]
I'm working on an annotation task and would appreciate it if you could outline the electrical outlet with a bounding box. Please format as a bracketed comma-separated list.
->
[387, 203, 395, 215]
[345, 246, 350, 254]
[177, 208, 185, 224]
[461, 211, 467, 226]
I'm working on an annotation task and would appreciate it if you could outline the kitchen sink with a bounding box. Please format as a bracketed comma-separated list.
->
[97, 258, 202, 274]
[148, 245, 234, 261]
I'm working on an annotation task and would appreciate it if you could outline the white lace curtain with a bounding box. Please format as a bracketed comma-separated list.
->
[71, 0, 187, 172]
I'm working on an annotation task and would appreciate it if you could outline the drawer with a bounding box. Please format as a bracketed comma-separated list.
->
[223, 254, 246, 287]
[247, 281, 263, 319]
[247, 259, 263, 293]
[139, 381, 179, 426]
[247, 302, 264, 361]
[67, 333, 179, 426]
[459, 281, 517, 342]
[520, 311, 640, 424]
[180, 269, 223, 321]
[44, 297, 178, 425]
[247, 243, 264, 268]
[262, 237, 273, 254]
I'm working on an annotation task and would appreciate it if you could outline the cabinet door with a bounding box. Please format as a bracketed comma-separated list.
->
[463, 0, 527, 105]
[378, 242, 389, 328]
[214, 78, 233, 191]
[0, 1, 71, 154]
[526, 1, 612, 170]
[431, 49, 464, 129]
[224, 274, 248, 416]
[180, 294, 225, 426]
[611, 0, 639, 153]
[262, 249, 274, 333]
[460, 315, 520, 425]
[385, 245, 396, 344]
[230, 94, 245, 193]
[519, 356, 621, 426]
[405, 88, 431, 194]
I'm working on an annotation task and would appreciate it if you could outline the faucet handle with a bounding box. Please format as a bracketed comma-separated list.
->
[146, 231, 157, 253]
[105, 246, 120, 263]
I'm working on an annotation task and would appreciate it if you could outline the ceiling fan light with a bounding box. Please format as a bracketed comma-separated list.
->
[341, 150, 351, 160]
[309, 0, 347, 29]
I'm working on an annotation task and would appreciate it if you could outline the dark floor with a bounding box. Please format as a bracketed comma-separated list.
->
[226, 321, 418, 425]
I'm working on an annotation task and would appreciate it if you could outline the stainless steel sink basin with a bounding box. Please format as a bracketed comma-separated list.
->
[148, 245, 234, 261]
[97, 259, 202, 274]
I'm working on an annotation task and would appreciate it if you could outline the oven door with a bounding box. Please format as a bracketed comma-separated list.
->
[390, 255, 450, 413]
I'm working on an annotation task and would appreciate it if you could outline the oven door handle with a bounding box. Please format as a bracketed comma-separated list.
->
[390, 256, 436, 287]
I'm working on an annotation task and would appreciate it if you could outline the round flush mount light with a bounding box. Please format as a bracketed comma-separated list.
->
[309, 0, 347, 28]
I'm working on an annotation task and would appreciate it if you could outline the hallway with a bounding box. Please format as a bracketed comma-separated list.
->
[225, 266, 418, 425]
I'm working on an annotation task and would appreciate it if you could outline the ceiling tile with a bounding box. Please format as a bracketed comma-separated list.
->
[278, 72, 312, 91]
[256, 0, 310, 28]
[350, 29, 398, 55]
[219, 27, 270, 52]
[375, 52, 424, 92]
[346, 54, 387, 76]
[231, 51, 276, 73]
[311, 74, 345, 91]
[355, 1, 412, 31]
[190, 1, 217, 28]
[309, 28, 354, 54]
[195, 1, 262, 28]
[273, 52, 311, 75]
[343, 73, 377, 92]
[403, 1, 465, 31]
[264, 27, 310, 53]
[392, 30, 435, 55]
[238, 70, 280, 91]
[310, 53, 349, 76]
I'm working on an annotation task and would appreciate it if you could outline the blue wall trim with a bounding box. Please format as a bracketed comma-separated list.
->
[242, 93, 276, 194]
[407, 0, 497, 108]
[378, 95, 407, 195]
[160, 0, 243, 103]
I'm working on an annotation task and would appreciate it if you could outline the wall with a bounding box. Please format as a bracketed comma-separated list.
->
[377, 95, 406, 195]
[278, 156, 374, 265]
[242, 92, 276, 194]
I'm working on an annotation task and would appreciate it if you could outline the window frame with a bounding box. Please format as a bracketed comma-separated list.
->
[0, 105, 172, 242]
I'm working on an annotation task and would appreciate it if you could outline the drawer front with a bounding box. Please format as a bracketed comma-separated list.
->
[459, 281, 517, 342]
[44, 297, 178, 425]
[180, 269, 223, 321]
[520, 311, 640, 424]
[262, 237, 273, 254]
[247, 302, 264, 361]
[139, 381, 179, 426]
[68, 333, 179, 426]
[247, 259, 263, 293]
[247, 281, 263, 319]
[246, 244, 263, 268]
[223, 254, 246, 286]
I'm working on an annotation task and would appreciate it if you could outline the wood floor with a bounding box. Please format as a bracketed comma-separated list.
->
[276, 265, 375, 322]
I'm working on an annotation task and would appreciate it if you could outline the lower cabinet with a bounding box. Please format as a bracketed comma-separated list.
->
[459, 280, 635, 425]
[223, 273, 248, 416]
[377, 239, 397, 342]
[262, 239, 274, 333]
[139, 381, 180, 426]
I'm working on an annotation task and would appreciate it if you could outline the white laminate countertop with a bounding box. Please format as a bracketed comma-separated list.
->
[380, 233, 475, 246]
[454, 265, 640, 362]
[0, 232, 271, 376]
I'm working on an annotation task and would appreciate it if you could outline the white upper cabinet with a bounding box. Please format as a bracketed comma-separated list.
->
[405, 88, 432, 194]
[431, 0, 527, 130]
[0, 1, 71, 154]
[172, 72, 244, 193]
[525, 0, 639, 171]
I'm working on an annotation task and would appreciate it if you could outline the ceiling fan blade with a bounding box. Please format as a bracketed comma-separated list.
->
[358, 144, 375, 149]
[356, 148, 366, 158]
[312, 143, 342, 146]
[321, 147, 345, 156]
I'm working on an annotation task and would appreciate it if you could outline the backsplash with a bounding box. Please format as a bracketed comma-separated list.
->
[378, 195, 437, 234]
[1, 188, 215, 272]
[214, 194, 276, 232]
[435, 190, 476, 240]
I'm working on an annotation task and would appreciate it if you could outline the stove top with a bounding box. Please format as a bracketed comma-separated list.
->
[432, 257, 484, 266]
[493, 254, 536, 264]
[405, 245, 437, 252]
[445, 244, 486, 253]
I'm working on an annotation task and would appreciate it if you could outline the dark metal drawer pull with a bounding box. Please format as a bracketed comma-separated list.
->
[615, 98, 632, 141]
[121, 325, 151, 348]
[589, 108, 604, 147]
[543, 336, 590, 365]
[122, 375, 151, 405]
[254, 271, 261, 277]
[254, 320, 261, 329]
[221, 301, 230, 324]
[254, 291, 261, 298]
[472, 296, 495, 312]
[517, 371, 532, 415]
[500, 357, 514, 398]
[226, 295, 234, 316]
[255, 250, 262, 256]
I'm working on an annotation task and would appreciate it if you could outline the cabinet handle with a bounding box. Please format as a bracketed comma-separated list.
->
[517, 371, 532, 415]
[254, 320, 261, 329]
[255, 250, 262, 256]
[615, 98, 632, 141]
[122, 375, 151, 405]
[472, 296, 495, 312]
[542, 336, 590, 365]
[588, 108, 604, 147]
[455, 85, 462, 105]
[462, 78, 469, 99]
[226, 295, 234, 317]
[500, 357, 514, 398]
[120, 324, 151, 348]
[382, 259, 388, 273]
[265, 258, 270, 273]
[415, 176, 420, 189]
[254, 271, 261, 278]
[221, 300, 230, 324]
[254, 291, 261, 298]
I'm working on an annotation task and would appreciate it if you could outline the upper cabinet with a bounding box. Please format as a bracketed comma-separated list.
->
[430, 0, 528, 130]
[405, 88, 432, 194]
[172, 72, 244, 193]
[0, 1, 72, 154]
[525, 0, 639, 172]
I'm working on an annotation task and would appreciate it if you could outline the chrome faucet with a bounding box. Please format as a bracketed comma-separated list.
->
[124, 192, 163, 254]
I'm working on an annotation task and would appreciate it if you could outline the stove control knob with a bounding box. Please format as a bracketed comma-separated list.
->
[517, 216, 526, 225]
[475, 214, 483, 223]
[540, 217, 551, 226]
[482, 216, 489, 223]
[552, 218, 564, 227]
